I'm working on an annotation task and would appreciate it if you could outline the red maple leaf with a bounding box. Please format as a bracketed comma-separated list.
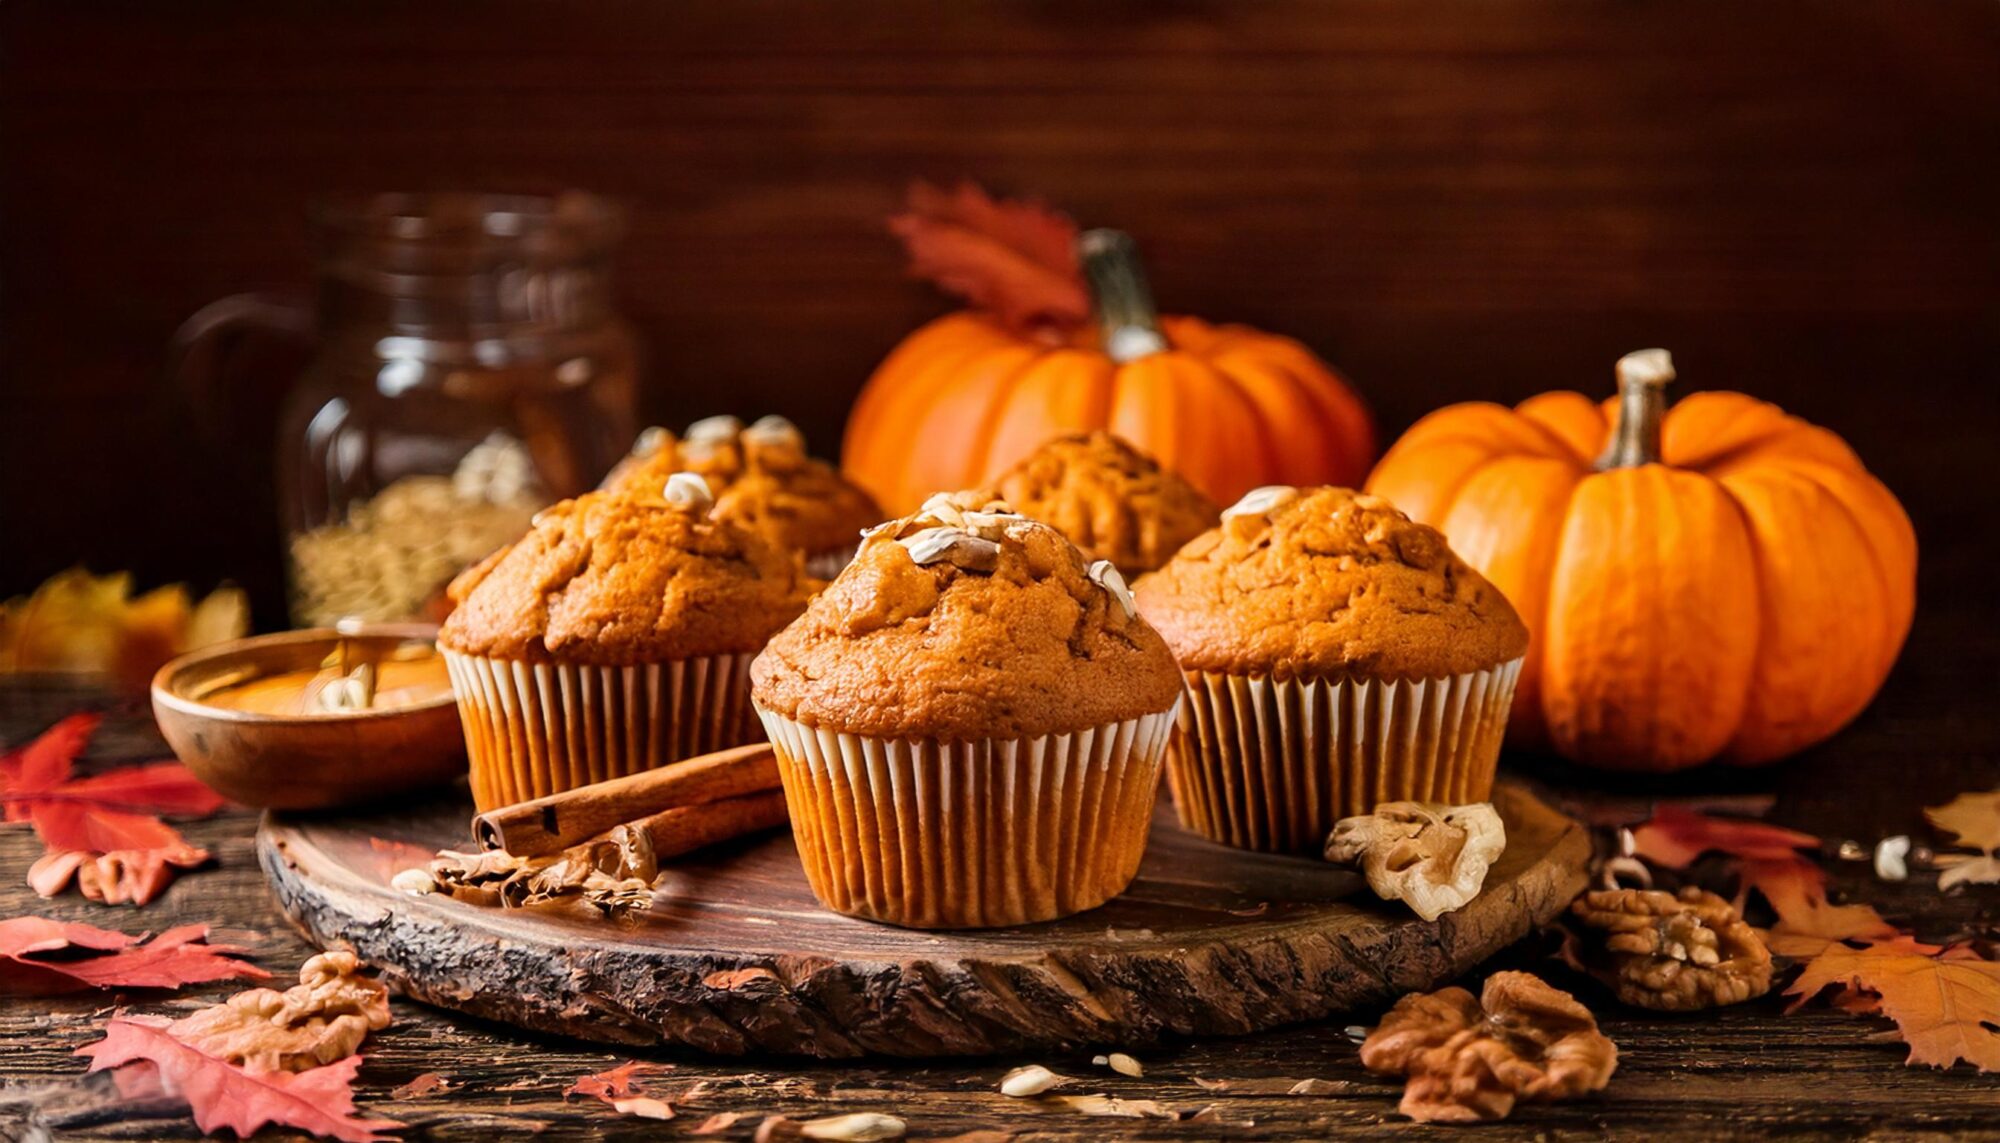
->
[566, 1060, 677, 1120]
[889, 179, 1092, 338]
[78, 1017, 402, 1142]
[1629, 805, 1826, 904]
[0, 713, 225, 905]
[0, 917, 264, 995]
[1629, 805, 1818, 868]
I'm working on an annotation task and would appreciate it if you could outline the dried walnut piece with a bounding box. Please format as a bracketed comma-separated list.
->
[166, 951, 391, 1073]
[1570, 886, 1773, 1011]
[1325, 801, 1506, 921]
[1360, 971, 1617, 1124]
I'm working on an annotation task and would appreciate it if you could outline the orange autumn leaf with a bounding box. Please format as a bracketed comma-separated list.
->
[888, 179, 1090, 338]
[1753, 859, 1900, 960]
[1926, 787, 2000, 890]
[1786, 938, 2000, 1072]
[1927, 788, 2000, 853]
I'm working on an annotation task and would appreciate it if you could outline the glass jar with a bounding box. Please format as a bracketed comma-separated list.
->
[178, 193, 640, 626]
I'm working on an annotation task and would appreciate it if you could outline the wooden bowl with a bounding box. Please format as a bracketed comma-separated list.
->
[151, 624, 466, 810]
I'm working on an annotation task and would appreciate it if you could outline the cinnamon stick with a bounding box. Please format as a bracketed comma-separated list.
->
[604, 789, 791, 882]
[472, 742, 780, 857]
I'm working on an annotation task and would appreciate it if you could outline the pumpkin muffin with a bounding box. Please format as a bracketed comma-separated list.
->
[1135, 486, 1528, 854]
[441, 472, 815, 810]
[979, 432, 1219, 575]
[604, 415, 882, 577]
[750, 491, 1184, 929]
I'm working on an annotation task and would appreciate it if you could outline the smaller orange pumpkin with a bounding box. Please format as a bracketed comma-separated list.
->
[1366, 350, 1916, 772]
[842, 183, 1375, 514]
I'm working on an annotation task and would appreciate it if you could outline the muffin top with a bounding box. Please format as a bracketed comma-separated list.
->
[440, 473, 816, 665]
[1134, 486, 1528, 681]
[750, 492, 1185, 741]
[603, 415, 882, 556]
[980, 432, 1220, 575]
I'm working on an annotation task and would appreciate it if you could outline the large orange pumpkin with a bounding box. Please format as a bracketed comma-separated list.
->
[843, 187, 1374, 513]
[1366, 349, 1916, 771]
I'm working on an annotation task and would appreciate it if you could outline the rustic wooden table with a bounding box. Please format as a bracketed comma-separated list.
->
[2, 584, 1997, 1143]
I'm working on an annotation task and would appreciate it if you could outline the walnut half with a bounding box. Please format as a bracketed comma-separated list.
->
[1325, 802, 1506, 921]
[1568, 886, 1772, 1011]
[1360, 971, 1618, 1124]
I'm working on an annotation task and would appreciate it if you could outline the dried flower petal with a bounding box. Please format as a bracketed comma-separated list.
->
[799, 1112, 906, 1141]
[999, 1063, 1062, 1096]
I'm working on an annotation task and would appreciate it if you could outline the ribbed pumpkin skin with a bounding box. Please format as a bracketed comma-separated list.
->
[842, 313, 1375, 515]
[1365, 389, 1916, 771]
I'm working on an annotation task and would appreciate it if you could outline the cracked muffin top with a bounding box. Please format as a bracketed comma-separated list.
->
[979, 432, 1219, 575]
[750, 492, 1184, 740]
[439, 473, 816, 665]
[1134, 486, 1528, 681]
[602, 415, 882, 558]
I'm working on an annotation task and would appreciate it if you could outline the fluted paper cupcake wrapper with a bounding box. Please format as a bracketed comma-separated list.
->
[1167, 658, 1523, 855]
[444, 650, 761, 812]
[755, 702, 1179, 929]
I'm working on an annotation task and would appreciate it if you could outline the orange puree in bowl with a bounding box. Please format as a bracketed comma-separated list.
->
[200, 655, 452, 716]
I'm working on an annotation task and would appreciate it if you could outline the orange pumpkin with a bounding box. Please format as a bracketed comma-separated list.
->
[1366, 349, 1916, 771]
[843, 187, 1374, 513]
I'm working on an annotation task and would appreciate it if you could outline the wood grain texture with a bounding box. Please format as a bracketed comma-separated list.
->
[257, 783, 1586, 1057]
[3, 1, 1997, 629]
[1, 679, 1998, 1138]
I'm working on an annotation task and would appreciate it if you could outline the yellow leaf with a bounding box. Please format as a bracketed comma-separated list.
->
[1926, 788, 2000, 857]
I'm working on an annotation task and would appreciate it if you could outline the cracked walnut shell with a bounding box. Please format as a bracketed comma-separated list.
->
[1325, 801, 1506, 921]
[1360, 971, 1617, 1124]
[1570, 886, 1773, 1011]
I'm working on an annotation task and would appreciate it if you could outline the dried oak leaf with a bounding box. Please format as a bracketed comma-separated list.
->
[1325, 801, 1505, 921]
[1786, 936, 2000, 1071]
[1926, 787, 2000, 890]
[0, 918, 264, 995]
[168, 950, 391, 1073]
[1569, 887, 1772, 1010]
[888, 179, 1090, 338]
[1360, 970, 1616, 1124]
[79, 1016, 400, 1142]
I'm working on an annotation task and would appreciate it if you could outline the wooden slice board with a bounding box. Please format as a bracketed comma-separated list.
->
[258, 781, 1588, 1058]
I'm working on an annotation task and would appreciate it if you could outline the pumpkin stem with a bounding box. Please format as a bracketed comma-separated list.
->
[1595, 349, 1675, 470]
[1078, 229, 1168, 363]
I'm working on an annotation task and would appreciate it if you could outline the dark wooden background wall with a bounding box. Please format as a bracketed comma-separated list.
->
[3, 2, 1997, 628]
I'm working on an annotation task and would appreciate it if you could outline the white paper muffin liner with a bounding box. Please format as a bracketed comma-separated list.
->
[804, 544, 858, 580]
[754, 702, 1179, 929]
[444, 650, 761, 811]
[1167, 658, 1523, 855]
